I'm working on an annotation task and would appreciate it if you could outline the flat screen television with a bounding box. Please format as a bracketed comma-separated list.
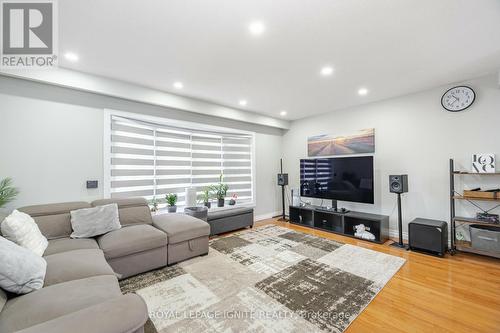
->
[300, 156, 374, 204]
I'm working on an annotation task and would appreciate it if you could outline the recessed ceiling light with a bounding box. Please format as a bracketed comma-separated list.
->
[173, 81, 184, 89]
[64, 52, 79, 62]
[358, 88, 369, 96]
[320, 66, 334, 76]
[239, 100, 248, 106]
[248, 21, 265, 35]
[280, 110, 287, 116]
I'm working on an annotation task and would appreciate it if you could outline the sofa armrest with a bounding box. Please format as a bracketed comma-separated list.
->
[14, 294, 148, 333]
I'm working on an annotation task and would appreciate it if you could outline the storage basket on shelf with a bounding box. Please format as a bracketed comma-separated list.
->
[470, 224, 500, 253]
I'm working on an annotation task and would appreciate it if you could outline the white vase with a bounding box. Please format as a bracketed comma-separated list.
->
[185, 187, 197, 207]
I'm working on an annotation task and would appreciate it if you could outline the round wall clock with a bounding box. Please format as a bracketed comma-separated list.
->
[441, 86, 475, 112]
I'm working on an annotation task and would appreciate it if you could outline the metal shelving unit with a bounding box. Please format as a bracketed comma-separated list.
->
[449, 158, 500, 258]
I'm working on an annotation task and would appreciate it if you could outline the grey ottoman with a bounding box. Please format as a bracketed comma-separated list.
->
[152, 213, 210, 265]
[207, 207, 254, 236]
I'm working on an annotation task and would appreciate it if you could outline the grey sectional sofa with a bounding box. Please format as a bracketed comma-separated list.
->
[0, 197, 210, 333]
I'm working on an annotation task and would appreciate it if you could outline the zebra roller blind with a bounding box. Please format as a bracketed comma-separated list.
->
[108, 115, 254, 206]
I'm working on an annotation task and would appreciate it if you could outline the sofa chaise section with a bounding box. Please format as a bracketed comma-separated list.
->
[91, 198, 168, 279]
[153, 213, 210, 265]
[96, 224, 168, 279]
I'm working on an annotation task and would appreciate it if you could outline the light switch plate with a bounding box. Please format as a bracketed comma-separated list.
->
[86, 180, 98, 189]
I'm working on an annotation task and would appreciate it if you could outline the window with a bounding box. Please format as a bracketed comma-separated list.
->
[104, 111, 255, 207]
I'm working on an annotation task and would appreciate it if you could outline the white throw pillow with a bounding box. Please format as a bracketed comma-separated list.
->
[0, 236, 47, 294]
[1, 210, 48, 256]
[70, 203, 121, 238]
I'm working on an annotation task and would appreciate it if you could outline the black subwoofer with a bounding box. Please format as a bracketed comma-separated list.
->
[389, 174, 408, 193]
[409, 218, 448, 257]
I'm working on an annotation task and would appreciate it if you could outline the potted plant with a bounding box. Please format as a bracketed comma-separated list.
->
[210, 174, 229, 207]
[201, 188, 212, 209]
[165, 193, 178, 213]
[149, 196, 159, 213]
[229, 193, 237, 206]
[0, 177, 19, 209]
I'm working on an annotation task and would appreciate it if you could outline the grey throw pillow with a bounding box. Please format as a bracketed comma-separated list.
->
[0, 236, 47, 294]
[70, 203, 121, 238]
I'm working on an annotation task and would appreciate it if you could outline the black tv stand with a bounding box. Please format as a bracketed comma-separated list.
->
[289, 205, 389, 244]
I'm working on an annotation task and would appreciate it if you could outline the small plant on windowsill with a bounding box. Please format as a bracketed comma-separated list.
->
[210, 174, 229, 208]
[229, 193, 237, 206]
[201, 187, 212, 209]
[148, 196, 159, 213]
[165, 193, 178, 213]
[0, 177, 19, 210]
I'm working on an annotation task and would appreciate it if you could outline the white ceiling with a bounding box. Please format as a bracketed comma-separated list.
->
[58, 0, 500, 120]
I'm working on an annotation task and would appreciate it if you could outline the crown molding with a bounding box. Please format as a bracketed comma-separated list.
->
[0, 68, 290, 130]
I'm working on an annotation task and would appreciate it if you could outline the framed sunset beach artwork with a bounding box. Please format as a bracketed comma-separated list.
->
[307, 128, 375, 157]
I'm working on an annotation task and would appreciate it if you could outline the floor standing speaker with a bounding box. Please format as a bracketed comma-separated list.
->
[277, 159, 288, 221]
[409, 218, 448, 257]
[389, 175, 409, 249]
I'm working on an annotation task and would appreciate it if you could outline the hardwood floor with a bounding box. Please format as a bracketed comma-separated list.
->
[254, 218, 500, 333]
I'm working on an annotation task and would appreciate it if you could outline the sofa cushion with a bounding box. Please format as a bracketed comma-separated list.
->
[153, 213, 210, 244]
[44, 249, 115, 287]
[70, 204, 121, 238]
[13, 294, 148, 333]
[18, 202, 91, 239]
[97, 225, 167, 260]
[91, 198, 153, 226]
[0, 275, 121, 333]
[1, 210, 48, 256]
[43, 237, 99, 256]
[0, 236, 46, 294]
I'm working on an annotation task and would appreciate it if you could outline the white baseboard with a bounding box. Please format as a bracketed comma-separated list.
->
[389, 229, 408, 241]
[255, 211, 282, 222]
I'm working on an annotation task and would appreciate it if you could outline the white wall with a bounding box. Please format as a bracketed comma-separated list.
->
[2, 73, 498, 228]
[282, 73, 500, 237]
[0, 94, 104, 205]
[0, 77, 283, 218]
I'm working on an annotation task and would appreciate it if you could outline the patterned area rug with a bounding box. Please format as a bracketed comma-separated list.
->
[119, 225, 405, 333]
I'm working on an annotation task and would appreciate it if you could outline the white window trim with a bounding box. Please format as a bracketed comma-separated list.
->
[103, 109, 257, 209]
